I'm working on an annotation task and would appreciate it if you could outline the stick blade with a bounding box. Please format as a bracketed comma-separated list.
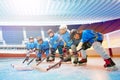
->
[32, 65, 47, 72]
[46, 60, 62, 71]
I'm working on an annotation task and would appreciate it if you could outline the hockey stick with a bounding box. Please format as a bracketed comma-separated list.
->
[22, 58, 27, 63]
[22, 59, 26, 63]
[36, 53, 52, 66]
[27, 49, 43, 65]
[46, 48, 83, 71]
[46, 60, 62, 71]
[36, 57, 46, 66]
[76, 48, 83, 52]
[27, 50, 45, 65]
[22, 49, 35, 64]
[27, 57, 36, 65]
[22, 56, 29, 63]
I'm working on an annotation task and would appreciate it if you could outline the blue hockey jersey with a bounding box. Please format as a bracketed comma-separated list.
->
[26, 42, 37, 50]
[81, 30, 103, 44]
[37, 40, 50, 56]
[49, 33, 64, 50]
[60, 30, 73, 47]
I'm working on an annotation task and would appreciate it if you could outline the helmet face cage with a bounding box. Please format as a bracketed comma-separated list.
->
[70, 29, 77, 34]
[70, 29, 82, 40]
[70, 29, 77, 39]
[29, 37, 34, 42]
[37, 38, 43, 42]
[38, 39, 43, 44]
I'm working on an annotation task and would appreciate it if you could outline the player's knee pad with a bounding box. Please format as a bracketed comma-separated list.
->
[82, 42, 92, 50]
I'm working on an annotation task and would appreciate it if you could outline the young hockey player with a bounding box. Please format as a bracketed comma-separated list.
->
[71, 29, 116, 70]
[36, 37, 50, 62]
[59, 25, 78, 63]
[47, 29, 64, 62]
[70, 29, 81, 64]
[25, 37, 37, 61]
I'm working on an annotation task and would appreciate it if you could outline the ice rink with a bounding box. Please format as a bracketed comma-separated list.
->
[0, 57, 120, 80]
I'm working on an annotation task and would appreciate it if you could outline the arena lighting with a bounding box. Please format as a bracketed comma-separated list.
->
[0, 20, 106, 26]
[0, 0, 120, 26]
[6, 0, 48, 16]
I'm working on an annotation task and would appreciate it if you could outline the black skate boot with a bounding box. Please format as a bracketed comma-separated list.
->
[104, 58, 117, 71]
[63, 58, 71, 62]
[63, 56, 71, 62]
[78, 58, 87, 65]
[47, 57, 55, 62]
[72, 52, 78, 66]
[72, 57, 78, 66]
[47, 54, 55, 62]
[25, 56, 29, 61]
[36, 57, 41, 62]
[46, 57, 50, 62]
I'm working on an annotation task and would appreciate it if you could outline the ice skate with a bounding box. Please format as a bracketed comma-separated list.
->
[104, 58, 118, 71]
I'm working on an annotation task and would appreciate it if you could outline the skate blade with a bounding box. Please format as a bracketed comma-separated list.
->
[78, 63, 87, 66]
[62, 61, 71, 64]
[47, 60, 55, 63]
[72, 63, 78, 66]
[106, 66, 118, 71]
